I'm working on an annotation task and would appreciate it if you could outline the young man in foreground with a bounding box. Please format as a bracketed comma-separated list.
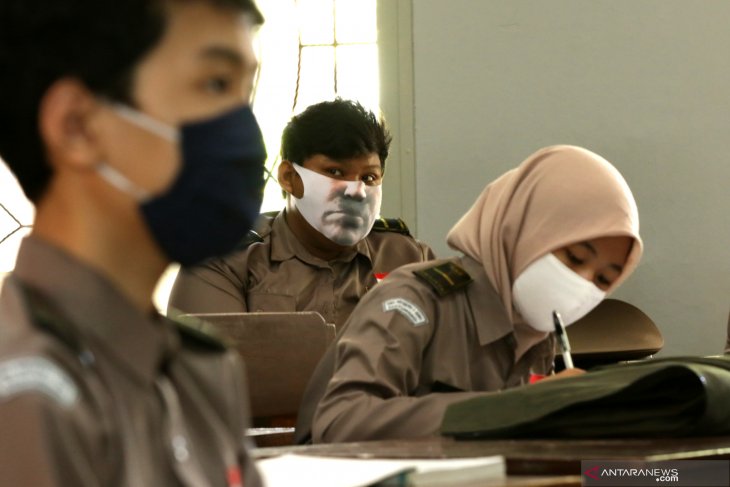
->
[0, 0, 266, 484]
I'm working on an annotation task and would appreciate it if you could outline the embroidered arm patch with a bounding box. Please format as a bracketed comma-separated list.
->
[0, 357, 78, 407]
[382, 298, 428, 326]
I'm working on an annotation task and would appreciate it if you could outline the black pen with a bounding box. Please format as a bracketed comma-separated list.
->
[552, 310, 574, 369]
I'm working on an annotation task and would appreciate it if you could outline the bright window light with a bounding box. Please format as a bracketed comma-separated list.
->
[0, 161, 34, 273]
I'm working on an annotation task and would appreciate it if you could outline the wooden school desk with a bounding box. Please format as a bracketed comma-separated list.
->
[251, 435, 730, 486]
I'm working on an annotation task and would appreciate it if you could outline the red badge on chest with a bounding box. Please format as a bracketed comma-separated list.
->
[529, 373, 546, 384]
[373, 272, 388, 283]
[227, 466, 243, 487]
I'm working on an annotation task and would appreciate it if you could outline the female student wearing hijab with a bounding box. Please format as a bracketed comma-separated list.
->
[295, 145, 643, 444]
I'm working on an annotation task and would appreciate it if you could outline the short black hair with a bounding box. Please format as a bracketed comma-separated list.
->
[0, 0, 263, 203]
[281, 98, 392, 170]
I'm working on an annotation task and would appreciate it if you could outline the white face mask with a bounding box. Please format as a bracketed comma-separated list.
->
[291, 163, 382, 246]
[512, 253, 607, 333]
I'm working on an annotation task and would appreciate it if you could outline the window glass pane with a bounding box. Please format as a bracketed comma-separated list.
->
[298, 0, 335, 45]
[259, 162, 287, 213]
[0, 158, 34, 272]
[0, 205, 20, 243]
[294, 46, 336, 113]
[252, 0, 301, 212]
[335, 44, 380, 115]
[335, 0, 377, 44]
[0, 227, 31, 273]
[252, 0, 379, 214]
[0, 160, 34, 225]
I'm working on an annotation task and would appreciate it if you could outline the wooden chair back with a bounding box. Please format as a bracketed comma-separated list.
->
[559, 299, 663, 369]
[183, 312, 336, 422]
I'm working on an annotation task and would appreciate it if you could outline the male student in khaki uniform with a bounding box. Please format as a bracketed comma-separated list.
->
[0, 0, 267, 485]
[169, 98, 435, 330]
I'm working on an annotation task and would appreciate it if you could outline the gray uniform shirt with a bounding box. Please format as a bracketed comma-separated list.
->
[299, 256, 555, 443]
[169, 211, 435, 330]
[0, 236, 260, 487]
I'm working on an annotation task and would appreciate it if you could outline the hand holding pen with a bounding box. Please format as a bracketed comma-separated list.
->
[536, 311, 585, 382]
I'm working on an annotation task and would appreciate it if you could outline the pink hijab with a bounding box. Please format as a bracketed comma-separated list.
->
[446, 145, 642, 323]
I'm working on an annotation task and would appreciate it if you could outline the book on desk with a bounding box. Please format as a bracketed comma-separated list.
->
[255, 453, 505, 487]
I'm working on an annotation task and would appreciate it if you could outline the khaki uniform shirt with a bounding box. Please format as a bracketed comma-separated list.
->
[298, 256, 555, 444]
[0, 237, 260, 487]
[725, 312, 729, 354]
[169, 211, 435, 330]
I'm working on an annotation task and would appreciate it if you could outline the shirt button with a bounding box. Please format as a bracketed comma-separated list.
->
[172, 435, 190, 462]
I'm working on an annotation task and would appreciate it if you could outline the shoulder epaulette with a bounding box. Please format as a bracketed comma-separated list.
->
[413, 261, 473, 297]
[372, 217, 411, 235]
[20, 283, 85, 356]
[173, 316, 228, 352]
[234, 230, 264, 250]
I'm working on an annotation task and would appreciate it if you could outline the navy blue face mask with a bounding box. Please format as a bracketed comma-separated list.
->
[97, 104, 266, 266]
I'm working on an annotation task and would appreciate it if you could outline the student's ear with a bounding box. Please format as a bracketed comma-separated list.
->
[38, 78, 103, 171]
[278, 160, 303, 198]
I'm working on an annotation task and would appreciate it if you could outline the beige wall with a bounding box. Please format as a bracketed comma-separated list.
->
[393, 0, 730, 356]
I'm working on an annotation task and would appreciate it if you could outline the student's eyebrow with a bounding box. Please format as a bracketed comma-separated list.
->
[580, 241, 623, 273]
[580, 242, 597, 256]
[200, 46, 256, 71]
[609, 263, 624, 273]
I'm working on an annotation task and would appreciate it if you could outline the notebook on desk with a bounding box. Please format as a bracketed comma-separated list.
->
[181, 311, 336, 420]
[256, 454, 505, 487]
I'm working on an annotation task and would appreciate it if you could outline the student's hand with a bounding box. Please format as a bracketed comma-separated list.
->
[540, 368, 586, 382]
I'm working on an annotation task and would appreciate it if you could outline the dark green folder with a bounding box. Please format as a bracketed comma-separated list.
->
[442, 356, 730, 439]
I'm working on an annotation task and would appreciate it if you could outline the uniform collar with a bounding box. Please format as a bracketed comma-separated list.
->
[12, 235, 174, 386]
[459, 255, 515, 347]
[270, 210, 372, 266]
